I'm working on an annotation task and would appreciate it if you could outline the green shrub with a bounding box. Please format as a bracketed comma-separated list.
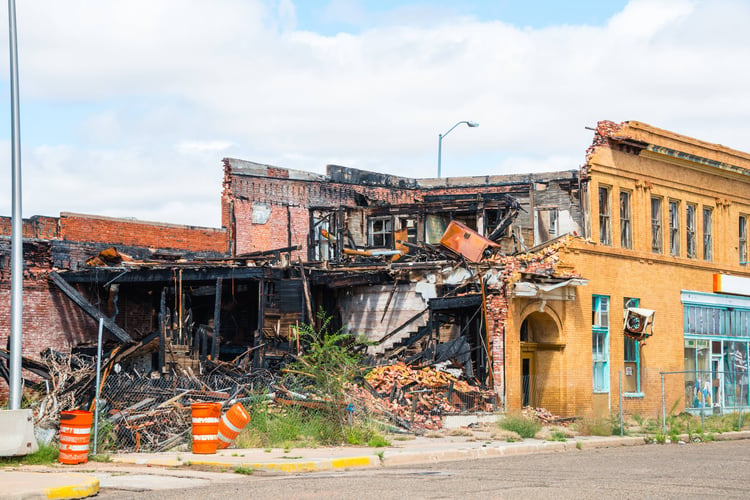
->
[498, 414, 541, 439]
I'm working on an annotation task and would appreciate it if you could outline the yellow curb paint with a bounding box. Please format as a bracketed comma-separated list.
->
[45, 476, 99, 499]
[331, 456, 374, 469]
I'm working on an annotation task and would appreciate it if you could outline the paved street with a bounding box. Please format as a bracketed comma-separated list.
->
[97, 439, 750, 499]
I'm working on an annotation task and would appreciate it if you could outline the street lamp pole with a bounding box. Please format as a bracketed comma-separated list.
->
[8, 0, 23, 410]
[437, 120, 478, 178]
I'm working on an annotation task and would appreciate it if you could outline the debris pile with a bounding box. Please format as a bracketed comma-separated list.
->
[352, 362, 496, 431]
[521, 406, 577, 426]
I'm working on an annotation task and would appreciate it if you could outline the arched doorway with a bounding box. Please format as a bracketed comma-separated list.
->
[520, 310, 563, 409]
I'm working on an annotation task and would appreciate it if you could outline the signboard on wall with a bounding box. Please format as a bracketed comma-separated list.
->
[713, 274, 750, 297]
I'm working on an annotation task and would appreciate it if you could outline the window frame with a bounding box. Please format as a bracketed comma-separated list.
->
[651, 197, 663, 254]
[686, 203, 697, 259]
[619, 190, 632, 249]
[367, 215, 394, 248]
[623, 297, 642, 395]
[592, 295, 610, 393]
[598, 186, 611, 246]
[669, 199, 680, 257]
[703, 207, 713, 262]
[741, 215, 748, 266]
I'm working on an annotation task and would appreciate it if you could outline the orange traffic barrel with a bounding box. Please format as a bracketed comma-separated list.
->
[217, 402, 250, 449]
[191, 402, 221, 454]
[59, 410, 93, 464]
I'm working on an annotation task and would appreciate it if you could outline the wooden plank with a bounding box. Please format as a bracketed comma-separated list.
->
[49, 271, 132, 343]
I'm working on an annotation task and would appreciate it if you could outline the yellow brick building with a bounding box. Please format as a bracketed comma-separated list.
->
[504, 121, 750, 419]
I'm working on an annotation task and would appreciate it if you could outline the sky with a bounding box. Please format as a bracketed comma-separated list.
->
[0, 0, 749, 228]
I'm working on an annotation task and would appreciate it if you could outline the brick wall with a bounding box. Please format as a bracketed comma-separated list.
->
[0, 273, 101, 400]
[0, 215, 60, 239]
[60, 213, 228, 253]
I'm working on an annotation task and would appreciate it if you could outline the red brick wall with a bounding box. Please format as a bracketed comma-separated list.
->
[0, 273, 100, 401]
[59, 213, 227, 253]
[0, 215, 60, 239]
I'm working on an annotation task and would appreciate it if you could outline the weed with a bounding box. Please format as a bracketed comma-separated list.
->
[89, 454, 112, 463]
[576, 441, 583, 450]
[573, 416, 613, 436]
[425, 431, 444, 439]
[548, 431, 567, 442]
[654, 433, 666, 444]
[281, 456, 302, 459]
[446, 428, 474, 437]
[498, 414, 541, 439]
[375, 451, 385, 464]
[0, 444, 58, 466]
[367, 435, 391, 448]
[234, 466, 254, 475]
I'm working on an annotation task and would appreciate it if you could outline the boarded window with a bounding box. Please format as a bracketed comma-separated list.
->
[741, 215, 748, 265]
[620, 191, 632, 249]
[703, 207, 713, 262]
[686, 204, 697, 259]
[669, 200, 680, 257]
[599, 186, 611, 246]
[651, 197, 662, 253]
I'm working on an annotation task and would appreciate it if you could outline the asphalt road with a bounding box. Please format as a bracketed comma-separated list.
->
[100, 439, 750, 500]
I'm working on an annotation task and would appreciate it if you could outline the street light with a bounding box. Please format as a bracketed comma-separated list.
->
[437, 120, 478, 178]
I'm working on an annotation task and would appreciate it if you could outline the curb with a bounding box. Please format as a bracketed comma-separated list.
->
[112, 454, 380, 473]
[109, 431, 750, 473]
[0, 471, 99, 500]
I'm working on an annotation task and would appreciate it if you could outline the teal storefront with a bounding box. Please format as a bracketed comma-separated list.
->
[682, 287, 750, 413]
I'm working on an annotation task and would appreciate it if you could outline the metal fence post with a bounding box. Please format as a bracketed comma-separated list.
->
[661, 372, 666, 435]
[619, 371, 623, 436]
[93, 317, 103, 455]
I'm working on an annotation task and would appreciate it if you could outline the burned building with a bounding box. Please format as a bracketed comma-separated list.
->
[6, 119, 746, 423]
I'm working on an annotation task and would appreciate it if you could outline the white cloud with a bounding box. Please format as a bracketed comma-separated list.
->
[0, 0, 749, 228]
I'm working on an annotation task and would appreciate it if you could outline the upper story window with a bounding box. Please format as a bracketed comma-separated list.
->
[534, 207, 558, 245]
[599, 186, 611, 246]
[651, 197, 663, 254]
[703, 207, 713, 262]
[686, 204, 697, 259]
[741, 215, 748, 266]
[619, 190, 632, 249]
[669, 200, 680, 257]
[368, 216, 393, 248]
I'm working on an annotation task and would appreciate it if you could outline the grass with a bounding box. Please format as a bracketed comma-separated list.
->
[0, 444, 58, 466]
[367, 435, 391, 448]
[548, 430, 567, 442]
[233, 466, 254, 475]
[498, 414, 541, 439]
[573, 416, 615, 437]
[233, 398, 391, 450]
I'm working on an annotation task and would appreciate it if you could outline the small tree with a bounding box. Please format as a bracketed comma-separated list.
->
[284, 312, 368, 431]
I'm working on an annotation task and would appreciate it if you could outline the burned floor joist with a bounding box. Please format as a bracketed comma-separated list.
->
[49, 271, 133, 343]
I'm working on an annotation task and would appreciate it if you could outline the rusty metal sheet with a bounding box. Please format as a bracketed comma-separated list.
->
[439, 220, 499, 262]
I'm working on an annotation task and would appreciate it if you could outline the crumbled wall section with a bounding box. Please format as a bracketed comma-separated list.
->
[0, 271, 100, 400]
[223, 158, 581, 258]
[0, 215, 60, 239]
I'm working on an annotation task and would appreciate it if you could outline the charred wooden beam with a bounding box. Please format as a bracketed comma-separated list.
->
[59, 266, 279, 284]
[49, 271, 133, 343]
[428, 293, 483, 311]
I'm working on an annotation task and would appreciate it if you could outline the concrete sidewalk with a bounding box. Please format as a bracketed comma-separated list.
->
[4, 431, 750, 498]
[108, 433, 649, 472]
